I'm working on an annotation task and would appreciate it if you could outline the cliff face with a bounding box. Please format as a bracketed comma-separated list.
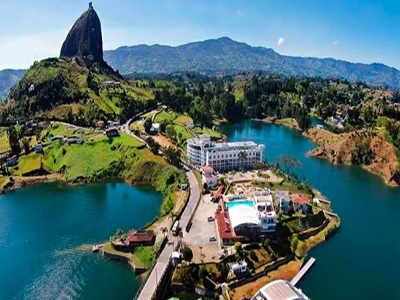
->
[304, 128, 400, 186]
[60, 3, 103, 62]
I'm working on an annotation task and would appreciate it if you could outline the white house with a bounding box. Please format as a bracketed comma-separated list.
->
[255, 196, 277, 233]
[201, 165, 217, 188]
[231, 260, 248, 276]
[275, 190, 291, 213]
[187, 134, 265, 171]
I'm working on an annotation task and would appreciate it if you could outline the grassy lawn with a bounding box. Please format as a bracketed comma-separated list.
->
[154, 110, 176, 123]
[14, 133, 144, 180]
[129, 120, 144, 132]
[175, 114, 193, 124]
[376, 116, 389, 128]
[0, 130, 10, 153]
[194, 127, 224, 139]
[132, 246, 155, 269]
[173, 124, 195, 141]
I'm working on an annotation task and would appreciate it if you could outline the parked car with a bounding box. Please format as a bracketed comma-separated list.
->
[207, 216, 215, 222]
[209, 236, 217, 242]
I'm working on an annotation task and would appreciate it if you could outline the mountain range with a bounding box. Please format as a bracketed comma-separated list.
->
[0, 69, 26, 100]
[104, 37, 400, 88]
[2, 36, 400, 100]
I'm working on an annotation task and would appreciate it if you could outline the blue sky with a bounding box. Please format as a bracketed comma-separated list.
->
[1, 0, 400, 70]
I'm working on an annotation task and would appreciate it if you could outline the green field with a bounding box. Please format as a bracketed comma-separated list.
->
[154, 110, 176, 123]
[0, 130, 10, 153]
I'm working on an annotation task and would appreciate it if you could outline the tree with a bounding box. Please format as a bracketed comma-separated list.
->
[233, 242, 242, 252]
[182, 246, 193, 262]
[161, 227, 168, 238]
[277, 155, 301, 176]
[146, 137, 160, 154]
[164, 147, 181, 167]
[198, 265, 208, 280]
[143, 118, 152, 133]
[7, 125, 21, 155]
[22, 137, 30, 154]
[115, 228, 124, 236]
[165, 125, 177, 141]
[159, 121, 167, 133]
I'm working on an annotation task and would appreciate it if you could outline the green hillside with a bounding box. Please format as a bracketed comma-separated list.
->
[0, 57, 155, 124]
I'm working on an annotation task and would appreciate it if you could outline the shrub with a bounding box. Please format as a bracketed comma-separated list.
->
[181, 247, 193, 262]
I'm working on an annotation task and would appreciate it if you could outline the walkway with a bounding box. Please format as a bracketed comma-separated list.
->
[135, 167, 201, 300]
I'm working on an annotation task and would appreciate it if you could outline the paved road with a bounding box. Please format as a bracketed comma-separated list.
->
[135, 168, 200, 300]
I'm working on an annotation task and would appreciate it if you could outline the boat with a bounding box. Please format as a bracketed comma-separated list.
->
[92, 244, 102, 252]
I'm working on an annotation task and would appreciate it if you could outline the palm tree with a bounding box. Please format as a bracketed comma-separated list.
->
[161, 227, 168, 238]
[169, 211, 177, 222]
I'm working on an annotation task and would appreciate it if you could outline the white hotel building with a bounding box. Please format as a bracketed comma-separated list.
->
[187, 134, 265, 171]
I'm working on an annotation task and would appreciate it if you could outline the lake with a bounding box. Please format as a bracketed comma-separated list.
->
[221, 120, 400, 299]
[0, 181, 162, 300]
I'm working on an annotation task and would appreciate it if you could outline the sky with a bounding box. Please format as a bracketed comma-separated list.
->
[1, 0, 400, 70]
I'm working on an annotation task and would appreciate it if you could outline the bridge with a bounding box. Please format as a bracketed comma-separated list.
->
[134, 168, 201, 300]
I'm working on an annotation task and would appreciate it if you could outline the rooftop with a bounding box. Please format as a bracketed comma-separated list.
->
[292, 194, 310, 205]
[226, 200, 259, 229]
[126, 230, 154, 244]
[253, 280, 309, 300]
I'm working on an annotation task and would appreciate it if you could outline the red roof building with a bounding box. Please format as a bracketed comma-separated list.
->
[292, 194, 310, 205]
[126, 230, 155, 245]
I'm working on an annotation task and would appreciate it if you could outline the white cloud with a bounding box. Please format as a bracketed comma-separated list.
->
[235, 10, 243, 18]
[332, 40, 339, 46]
[277, 37, 285, 47]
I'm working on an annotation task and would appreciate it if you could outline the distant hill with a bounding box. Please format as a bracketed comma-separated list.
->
[104, 37, 400, 88]
[0, 69, 26, 100]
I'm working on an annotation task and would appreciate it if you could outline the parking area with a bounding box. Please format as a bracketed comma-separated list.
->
[183, 194, 221, 263]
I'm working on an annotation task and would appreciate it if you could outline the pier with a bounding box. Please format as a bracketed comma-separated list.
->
[290, 257, 316, 286]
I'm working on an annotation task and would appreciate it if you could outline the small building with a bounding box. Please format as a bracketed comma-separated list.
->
[186, 123, 195, 129]
[34, 144, 43, 153]
[275, 190, 291, 213]
[112, 230, 155, 252]
[292, 194, 310, 214]
[255, 197, 276, 234]
[250, 279, 309, 300]
[95, 120, 105, 129]
[7, 155, 18, 166]
[107, 120, 120, 127]
[37, 121, 45, 130]
[231, 260, 248, 276]
[201, 165, 217, 188]
[66, 137, 84, 145]
[105, 127, 119, 137]
[125, 230, 155, 246]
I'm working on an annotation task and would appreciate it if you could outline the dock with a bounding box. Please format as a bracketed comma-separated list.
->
[290, 257, 316, 286]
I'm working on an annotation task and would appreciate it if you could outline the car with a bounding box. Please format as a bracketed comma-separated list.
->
[209, 236, 217, 242]
[207, 216, 215, 222]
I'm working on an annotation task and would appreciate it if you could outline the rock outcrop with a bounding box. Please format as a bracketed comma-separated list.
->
[60, 2, 103, 62]
[304, 128, 400, 186]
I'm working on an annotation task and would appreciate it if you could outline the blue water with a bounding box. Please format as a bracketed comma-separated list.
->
[226, 200, 255, 209]
[221, 120, 400, 299]
[0, 181, 162, 300]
